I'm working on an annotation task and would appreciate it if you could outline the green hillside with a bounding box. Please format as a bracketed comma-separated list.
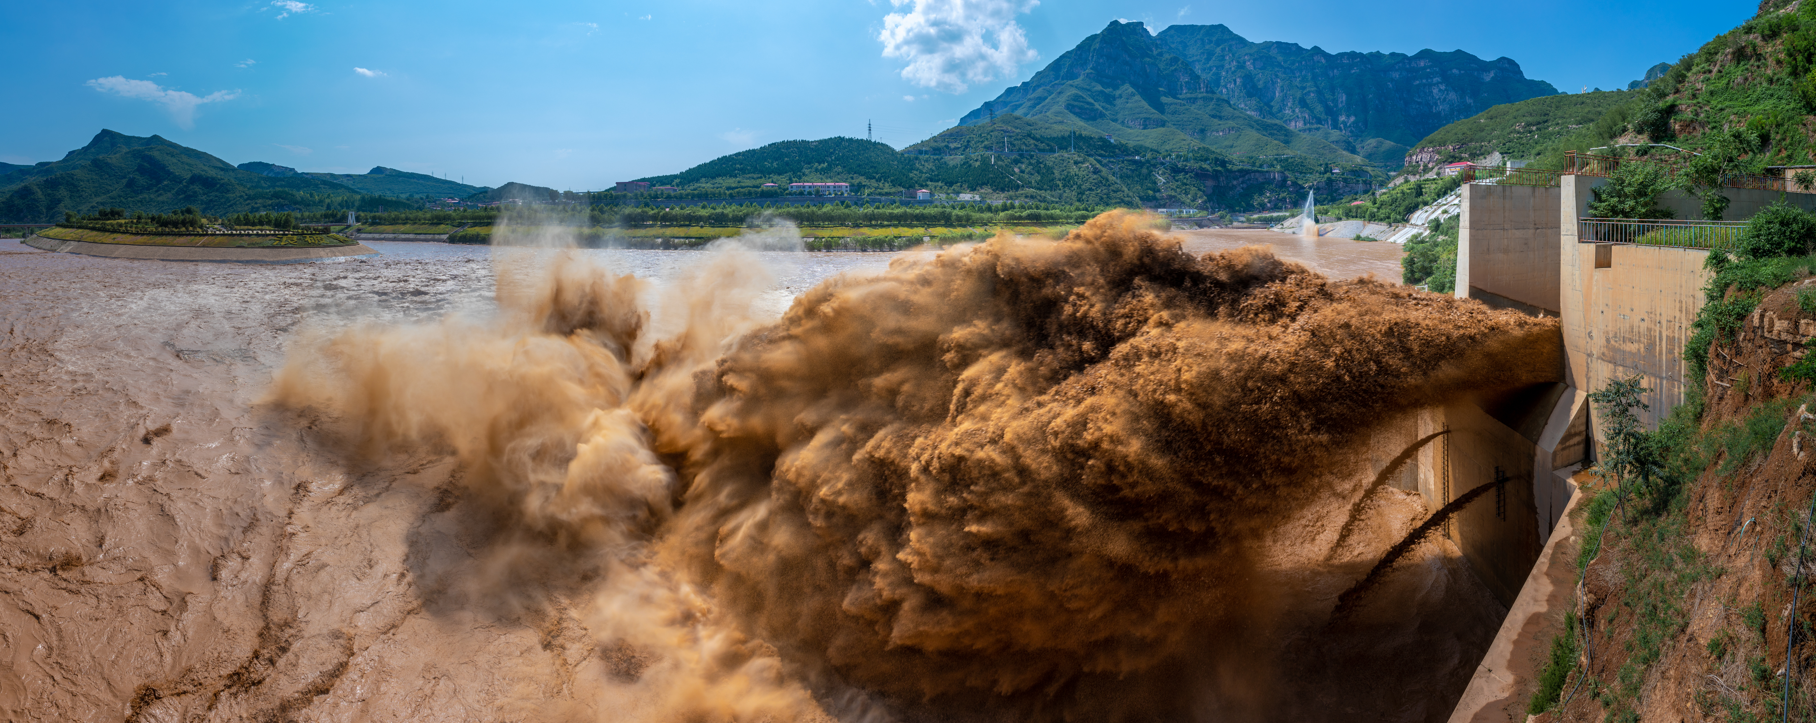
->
[1150, 24, 1557, 162]
[0, 162, 28, 179]
[467, 181, 568, 204]
[637, 132, 1374, 212]
[1477, 0, 1816, 173]
[1405, 90, 1641, 170]
[0, 130, 417, 223]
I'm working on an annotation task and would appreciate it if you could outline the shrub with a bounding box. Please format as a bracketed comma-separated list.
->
[1740, 203, 1816, 260]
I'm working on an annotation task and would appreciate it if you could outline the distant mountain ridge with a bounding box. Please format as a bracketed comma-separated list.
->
[960, 21, 1363, 164]
[962, 21, 1557, 167]
[235, 162, 486, 198]
[1152, 25, 1557, 154]
[0, 130, 448, 222]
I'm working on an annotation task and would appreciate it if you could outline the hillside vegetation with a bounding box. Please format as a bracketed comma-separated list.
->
[1405, 90, 1641, 170]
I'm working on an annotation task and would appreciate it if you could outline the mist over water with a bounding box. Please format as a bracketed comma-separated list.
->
[265, 211, 1558, 721]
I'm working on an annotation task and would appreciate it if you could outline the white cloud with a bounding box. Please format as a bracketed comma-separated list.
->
[575, 21, 598, 34]
[638, 14, 651, 20]
[148, 72, 167, 77]
[353, 67, 385, 78]
[276, 144, 312, 155]
[719, 128, 758, 147]
[904, 95, 915, 102]
[85, 76, 239, 130]
[878, 0, 1038, 93]
[237, 59, 256, 68]
[270, 0, 315, 19]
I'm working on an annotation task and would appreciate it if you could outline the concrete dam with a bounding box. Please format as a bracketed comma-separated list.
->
[1432, 163, 1816, 719]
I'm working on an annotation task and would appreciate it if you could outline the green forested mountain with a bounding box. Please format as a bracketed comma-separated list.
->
[0, 130, 416, 223]
[0, 162, 28, 180]
[1149, 24, 1557, 163]
[1404, 90, 1641, 171]
[959, 21, 1363, 165]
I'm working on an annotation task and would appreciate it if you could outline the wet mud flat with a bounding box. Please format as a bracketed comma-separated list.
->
[0, 233, 1503, 722]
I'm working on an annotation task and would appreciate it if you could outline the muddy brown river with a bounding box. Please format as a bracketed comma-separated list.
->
[0, 232, 1506, 723]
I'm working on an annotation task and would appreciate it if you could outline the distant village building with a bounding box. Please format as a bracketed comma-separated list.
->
[1440, 162, 1472, 177]
[788, 182, 850, 196]
[761, 183, 778, 188]
[915, 189, 932, 200]
[615, 181, 650, 192]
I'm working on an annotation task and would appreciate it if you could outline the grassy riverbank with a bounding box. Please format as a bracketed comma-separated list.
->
[39, 226, 357, 248]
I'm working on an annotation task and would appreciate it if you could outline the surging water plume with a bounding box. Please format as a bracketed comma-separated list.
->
[268, 211, 1559, 721]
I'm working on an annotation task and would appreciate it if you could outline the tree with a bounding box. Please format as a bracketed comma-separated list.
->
[1587, 375, 1652, 497]
[1682, 127, 1763, 220]
[1587, 161, 1676, 219]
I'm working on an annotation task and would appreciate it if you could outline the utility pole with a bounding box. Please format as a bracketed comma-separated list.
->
[868, 120, 872, 142]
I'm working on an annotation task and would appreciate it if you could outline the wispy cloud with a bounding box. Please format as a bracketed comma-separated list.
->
[719, 128, 758, 147]
[878, 0, 1039, 93]
[270, 0, 315, 20]
[148, 72, 167, 77]
[904, 95, 916, 102]
[353, 67, 386, 78]
[237, 59, 256, 68]
[572, 21, 598, 34]
[85, 76, 239, 129]
[276, 144, 313, 155]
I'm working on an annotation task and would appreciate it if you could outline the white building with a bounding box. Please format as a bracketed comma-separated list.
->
[788, 182, 851, 196]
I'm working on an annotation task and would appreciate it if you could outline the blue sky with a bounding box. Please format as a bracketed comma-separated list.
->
[0, 0, 1757, 190]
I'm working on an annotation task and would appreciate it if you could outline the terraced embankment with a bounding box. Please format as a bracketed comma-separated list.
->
[26, 230, 376, 263]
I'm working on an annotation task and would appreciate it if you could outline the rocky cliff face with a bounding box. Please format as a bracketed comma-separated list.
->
[1152, 25, 1558, 148]
[959, 22, 1557, 170]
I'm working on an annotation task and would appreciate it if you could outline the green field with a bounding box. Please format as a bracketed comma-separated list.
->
[38, 226, 357, 248]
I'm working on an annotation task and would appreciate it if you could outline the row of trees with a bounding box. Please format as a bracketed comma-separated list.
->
[61, 207, 309, 233]
[225, 212, 297, 229]
[64, 207, 210, 231]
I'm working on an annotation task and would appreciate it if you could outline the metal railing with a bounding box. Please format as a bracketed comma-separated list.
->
[1461, 165, 1566, 187]
[1579, 217, 1746, 250]
[1564, 151, 1788, 191]
[1459, 152, 1792, 192]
